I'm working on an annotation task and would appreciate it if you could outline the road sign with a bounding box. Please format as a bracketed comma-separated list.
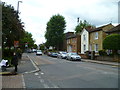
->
[25, 43, 28, 47]
[14, 41, 19, 47]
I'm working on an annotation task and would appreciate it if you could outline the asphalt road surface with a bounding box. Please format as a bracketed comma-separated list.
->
[23, 53, 119, 88]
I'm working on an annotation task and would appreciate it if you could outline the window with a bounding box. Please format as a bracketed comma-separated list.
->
[94, 44, 98, 52]
[95, 32, 98, 39]
[83, 34, 86, 41]
[72, 39, 75, 43]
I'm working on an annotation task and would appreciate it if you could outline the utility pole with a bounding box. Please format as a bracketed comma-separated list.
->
[77, 17, 80, 25]
[15, 1, 22, 52]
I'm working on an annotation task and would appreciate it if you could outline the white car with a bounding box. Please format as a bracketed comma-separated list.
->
[66, 52, 81, 61]
[36, 50, 42, 55]
[57, 51, 67, 59]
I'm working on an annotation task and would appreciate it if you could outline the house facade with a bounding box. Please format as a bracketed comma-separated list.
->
[81, 28, 89, 54]
[62, 32, 74, 51]
[89, 23, 114, 54]
[67, 34, 80, 53]
[105, 24, 120, 35]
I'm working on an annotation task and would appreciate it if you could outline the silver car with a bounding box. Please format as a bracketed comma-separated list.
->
[66, 52, 81, 61]
[36, 50, 42, 55]
[57, 51, 67, 59]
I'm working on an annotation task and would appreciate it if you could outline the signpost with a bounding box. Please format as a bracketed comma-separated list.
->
[14, 41, 19, 47]
[25, 42, 28, 52]
[14, 41, 19, 52]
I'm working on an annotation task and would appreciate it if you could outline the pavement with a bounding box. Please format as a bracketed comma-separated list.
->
[0, 53, 119, 89]
[82, 59, 120, 67]
[1, 53, 40, 89]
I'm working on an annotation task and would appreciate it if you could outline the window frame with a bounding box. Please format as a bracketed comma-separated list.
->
[95, 32, 98, 39]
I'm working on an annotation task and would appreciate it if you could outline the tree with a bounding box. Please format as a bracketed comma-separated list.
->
[2, 2, 24, 48]
[33, 44, 38, 49]
[103, 34, 120, 54]
[2, 2, 25, 59]
[39, 44, 45, 50]
[45, 14, 66, 50]
[75, 20, 95, 33]
[20, 31, 35, 49]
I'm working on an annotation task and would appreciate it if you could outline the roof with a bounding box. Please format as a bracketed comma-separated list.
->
[65, 32, 74, 37]
[105, 24, 120, 33]
[85, 26, 95, 32]
[67, 34, 76, 39]
[89, 23, 113, 32]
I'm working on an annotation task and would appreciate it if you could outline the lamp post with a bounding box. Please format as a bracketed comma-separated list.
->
[77, 17, 79, 25]
[17, 1, 22, 14]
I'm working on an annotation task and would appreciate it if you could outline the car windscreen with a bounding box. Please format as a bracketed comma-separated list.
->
[71, 53, 77, 55]
[62, 52, 67, 54]
[37, 50, 41, 52]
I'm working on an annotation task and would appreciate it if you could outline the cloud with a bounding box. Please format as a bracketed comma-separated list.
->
[3, 0, 119, 45]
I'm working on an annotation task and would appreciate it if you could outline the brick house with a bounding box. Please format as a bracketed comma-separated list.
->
[89, 23, 114, 54]
[62, 32, 74, 51]
[105, 24, 120, 35]
[67, 34, 81, 53]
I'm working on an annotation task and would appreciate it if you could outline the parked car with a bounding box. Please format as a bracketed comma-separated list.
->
[47, 52, 52, 56]
[57, 51, 67, 59]
[51, 52, 58, 57]
[66, 52, 81, 61]
[32, 49, 37, 53]
[36, 50, 42, 55]
[27, 49, 32, 53]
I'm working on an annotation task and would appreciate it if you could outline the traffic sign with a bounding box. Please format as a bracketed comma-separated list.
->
[14, 41, 19, 47]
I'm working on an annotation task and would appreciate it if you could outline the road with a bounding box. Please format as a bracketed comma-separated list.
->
[23, 53, 118, 88]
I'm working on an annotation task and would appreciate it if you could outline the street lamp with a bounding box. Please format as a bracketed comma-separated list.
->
[17, 1, 22, 14]
[77, 17, 80, 24]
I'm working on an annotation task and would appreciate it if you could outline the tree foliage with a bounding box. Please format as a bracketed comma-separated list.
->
[2, 2, 24, 48]
[103, 34, 120, 50]
[39, 44, 45, 50]
[20, 31, 35, 49]
[45, 14, 66, 50]
[75, 20, 95, 33]
[2, 2, 35, 53]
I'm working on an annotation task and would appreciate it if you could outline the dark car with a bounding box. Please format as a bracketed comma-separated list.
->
[47, 52, 52, 56]
[51, 52, 58, 57]
[27, 49, 32, 53]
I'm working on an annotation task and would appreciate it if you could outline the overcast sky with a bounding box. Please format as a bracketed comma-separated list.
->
[2, 0, 119, 45]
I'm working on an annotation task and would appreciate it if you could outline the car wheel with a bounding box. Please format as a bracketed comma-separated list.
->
[70, 58, 73, 61]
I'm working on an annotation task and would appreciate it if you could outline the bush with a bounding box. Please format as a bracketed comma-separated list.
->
[2, 48, 14, 66]
[103, 34, 120, 50]
[99, 50, 107, 56]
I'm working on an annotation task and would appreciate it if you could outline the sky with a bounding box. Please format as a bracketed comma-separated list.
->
[2, 0, 119, 45]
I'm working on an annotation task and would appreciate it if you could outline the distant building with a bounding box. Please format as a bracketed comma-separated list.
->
[66, 34, 81, 53]
[81, 27, 93, 54]
[89, 23, 114, 54]
[62, 32, 74, 51]
[105, 24, 120, 35]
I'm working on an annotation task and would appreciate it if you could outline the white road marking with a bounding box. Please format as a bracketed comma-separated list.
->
[50, 83, 59, 88]
[38, 76, 41, 78]
[103, 72, 108, 74]
[40, 79, 44, 83]
[34, 73, 39, 76]
[43, 84, 50, 88]
[41, 72, 44, 75]
[22, 74, 26, 88]
[27, 55, 40, 71]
